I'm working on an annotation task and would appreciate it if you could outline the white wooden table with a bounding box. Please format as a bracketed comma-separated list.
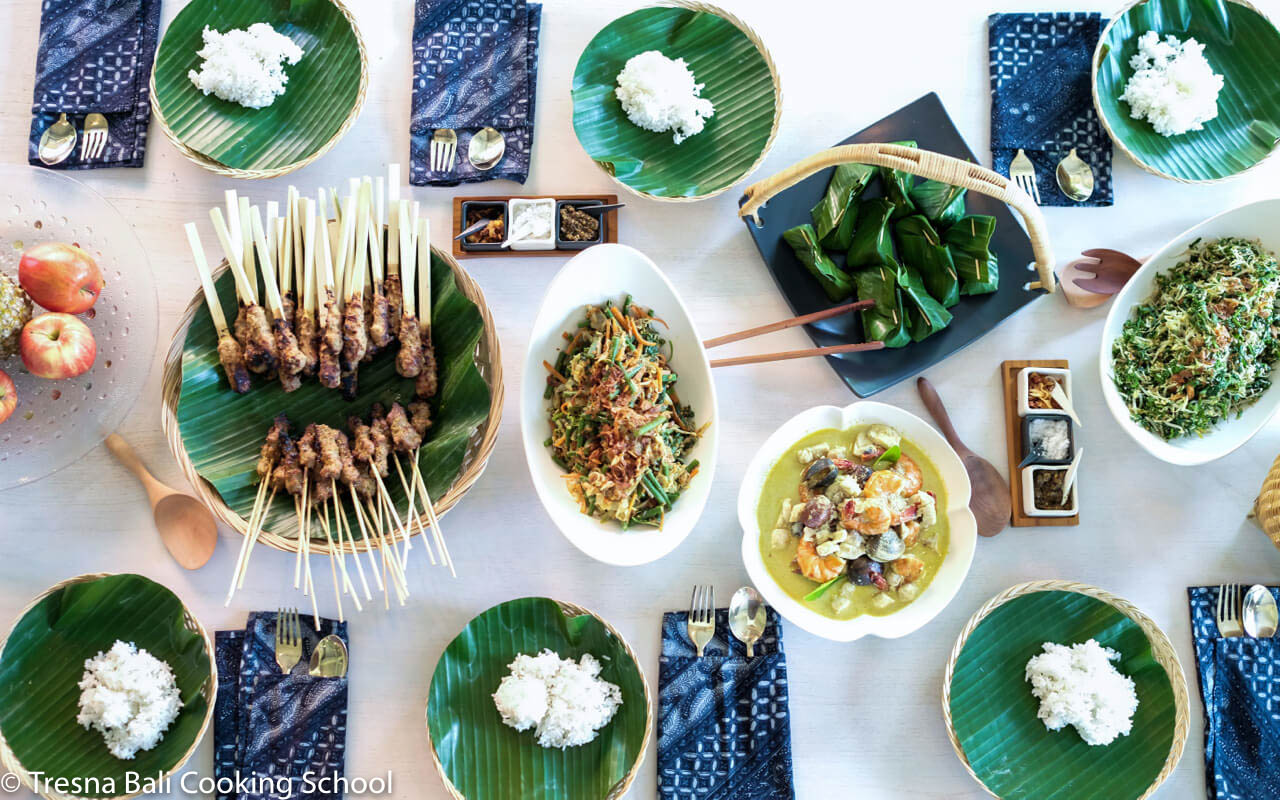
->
[2, 0, 1278, 797]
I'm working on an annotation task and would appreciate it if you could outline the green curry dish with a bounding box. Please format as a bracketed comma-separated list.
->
[1111, 237, 1280, 440]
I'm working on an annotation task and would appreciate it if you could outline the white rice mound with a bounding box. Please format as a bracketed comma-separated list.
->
[1025, 639, 1139, 747]
[614, 50, 715, 145]
[76, 640, 183, 760]
[1119, 31, 1223, 137]
[187, 23, 304, 109]
[492, 649, 623, 749]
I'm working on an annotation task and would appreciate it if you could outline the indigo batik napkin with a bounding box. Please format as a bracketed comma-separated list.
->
[214, 612, 349, 800]
[1189, 586, 1280, 800]
[410, 0, 542, 186]
[27, 0, 162, 169]
[658, 608, 795, 800]
[989, 12, 1113, 206]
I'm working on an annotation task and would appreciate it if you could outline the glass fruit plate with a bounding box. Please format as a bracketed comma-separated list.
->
[0, 166, 156, 489]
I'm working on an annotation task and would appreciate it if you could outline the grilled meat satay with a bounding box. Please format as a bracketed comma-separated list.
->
[272, 316, 307, 377]
[298, 424, 319, 472]
[242, 304, 278, 374]
[385, 272, 402, 339]
[387, 402, 422, 452]
[319, 290, 342, 389]
[415, 340, 438, 398]
[257, 414, 290, 478]
[296, 308, 319, 377]
[369, 404, 392, 478]
[315, 424, 344, 482]
[341, 298, 367, 369]
[216, 333, 252, 394]
[280, 291, 296, 335]
[271, 431, 305, 498]
[396, 315, 423, 378]
[335, 429, 360, 487]
[362, 291, 378, 363]
[407, 400, 433, 438]
[348, 416, 375, 463]
[369, 283, 392, 349]
[311, 475, 334, 506]
[337, 426, 375, 499]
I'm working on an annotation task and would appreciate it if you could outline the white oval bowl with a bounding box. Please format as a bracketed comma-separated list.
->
[521, 244, 719, 566]
[738, 402, 977, 642]
[1099, 198, 1280, 466]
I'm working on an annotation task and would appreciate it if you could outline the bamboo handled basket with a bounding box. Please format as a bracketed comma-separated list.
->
[0, 573, 216, 800]
[159, 247, 503, 555]
[425, 600, 653, 800]
[738, 143, 1057, 292]
[1251, 453, 1280, 548]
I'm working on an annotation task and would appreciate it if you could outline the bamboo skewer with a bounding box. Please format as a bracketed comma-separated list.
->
[239, 197, 255, 305]
[333, 480, 372, 601]
[395, 454, 435, 566]
[225, 478, 268, 605]
[348, 485, 386, 595]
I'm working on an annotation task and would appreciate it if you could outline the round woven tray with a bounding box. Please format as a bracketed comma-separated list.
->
[148, 0, 370, 180]
[1091, 0, 1279, 185]
[941, 580, 1189, 800]
[159, 246, 504, 555]
[586, 0, 783, 203]
[425, 600, 653, 800]
[0, 573, 216, 800]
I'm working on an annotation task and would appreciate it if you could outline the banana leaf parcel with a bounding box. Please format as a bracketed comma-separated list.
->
[895, 215, 959, 308]
[783, 224, 853, 301]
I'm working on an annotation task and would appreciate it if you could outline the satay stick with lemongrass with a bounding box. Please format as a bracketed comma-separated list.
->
[250, 208, 305, 390]
[340, 185, 370, 393]
[296, 198, 320, 376]
[385, 165, 403, 336]
[367, 179, 392, 350]
[395, 201, 423, 379]
[317, 195, 343, 390]
[238, 197, 256, 303]
[211, 207, 276, 374]
[415, 215, 438, 399]
[185, 223, 250, 393]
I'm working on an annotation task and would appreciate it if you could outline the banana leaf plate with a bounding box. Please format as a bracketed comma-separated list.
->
[1093, 0, 1280, 182]
[571, 0, 780, 201]
[426, 598, 651, 800]
[740, 93, 1041, 397]
[0, 574, 214, 800]
[162, 246, 498, 552]
[943, 581, 1189, 800]
[151, 0, 367, 176]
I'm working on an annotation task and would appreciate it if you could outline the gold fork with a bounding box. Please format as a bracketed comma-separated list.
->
[274, 607, 303, 673]
[81, 113, 108, 161]
[687, 585, 715, 657]
[431, 128, 457, 173]
[1216, 584, 1243, 638]
[1010, 148, 1042, 205]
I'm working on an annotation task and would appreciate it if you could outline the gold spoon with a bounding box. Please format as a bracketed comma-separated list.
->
[468, 127, 506, 171]
[38, 113, 76, 165]
[104, 434, 218, 569]
[309, 634, 348, 678]
[1055, 148, 1094, 202]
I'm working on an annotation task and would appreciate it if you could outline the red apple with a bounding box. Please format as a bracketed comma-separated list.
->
[0, 369, 14, 424]
[19, 242, 104, 313]
[20, 313, 96, 379]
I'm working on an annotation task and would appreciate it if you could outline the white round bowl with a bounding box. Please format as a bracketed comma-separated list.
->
[520, 244, 719, 566]
[1099, 198, 1280, 465]
[738, 401, 977, 642]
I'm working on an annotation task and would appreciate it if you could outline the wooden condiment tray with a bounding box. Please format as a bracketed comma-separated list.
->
[451, 194, 619, 259]
[1001, 360, 1079, 527]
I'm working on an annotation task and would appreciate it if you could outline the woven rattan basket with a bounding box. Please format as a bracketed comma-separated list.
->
[941, 580, 1190, 800]
[586, 0, 782, 203]
[0, 573, 216, 800]
[425, 600, 653, 800]
[738, 142, 1057, 292]
[1250, 453, 1280, 548]
[160, 246, 503, 555]
[148, 0, 369, 180]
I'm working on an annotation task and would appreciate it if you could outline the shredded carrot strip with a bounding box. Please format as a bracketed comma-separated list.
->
[543, 360, 566, 382]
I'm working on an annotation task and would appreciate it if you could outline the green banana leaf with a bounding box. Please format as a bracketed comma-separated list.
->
[945, 215, 1000, 295]
[571, 6, 778, 198]
[783, 224, 853, 301]
[1094, 0, 1280, 181]
[0, 575, 211, 798]
[176, 251, 490, 540]
[895, 259, 953, 342]
[811, 163, 876, 250]
[153, 0, 364, 171]
[846, 198, 895, 268]
[878, 140, 918, 219]
[427, 598, 649, 800]
[854, 263, 911, 348]
[895, 215, 959, 308]
[949, 590, 1179, 800]
[908, 179, 967, 226]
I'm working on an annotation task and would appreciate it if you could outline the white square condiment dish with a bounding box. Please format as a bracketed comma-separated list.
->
[507, 198, 556, 251]
[1017, 367, 1072, 418]
[1021, 466, 1078, 517]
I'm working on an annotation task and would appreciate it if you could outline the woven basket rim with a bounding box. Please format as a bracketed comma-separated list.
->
[940, 580, 1190, 800]
[578, 0, 784, 203]
[159, 245, 504, 556]
[0, 573, 217, 800]
[148, 0, 370, 180]
[423, 598, 654, 800]
[1090, 0, 1280, 184]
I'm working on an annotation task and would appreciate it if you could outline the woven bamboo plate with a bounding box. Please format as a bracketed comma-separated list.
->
[426, 598, 652, 800]
[943, 581, 1189, 800]
[150, 0, 369, 179]
[159, 247, 503, 555]
[0, 573, 215, 800]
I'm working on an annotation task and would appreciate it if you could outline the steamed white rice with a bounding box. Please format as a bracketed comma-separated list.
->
[1025, 639, 1138, 747]
[1119, 31, 1223, 137]
[76, 640, 182, 760]
[187, 23, 304, 109]
[492, 649, 622, 749]
[615, 50, 715, 145]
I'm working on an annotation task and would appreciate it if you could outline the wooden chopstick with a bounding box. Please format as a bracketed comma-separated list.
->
[709, 340, 885, 368]
[702, 299, 873, 349]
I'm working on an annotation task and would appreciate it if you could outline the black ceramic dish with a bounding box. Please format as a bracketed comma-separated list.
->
[459, 201, 506, 252]
[739, 92, 1043, 397]
[556, 199, 605, 250]
[1020, 414, 1075, 467]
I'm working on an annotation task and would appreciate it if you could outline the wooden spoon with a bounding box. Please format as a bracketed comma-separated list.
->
[105, 434, 218, 569]
[916, 378, 1010, 537]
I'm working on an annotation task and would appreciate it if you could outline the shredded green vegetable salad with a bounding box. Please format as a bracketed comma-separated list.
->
[1111, 237, 1280, 439]
[542, 296, 705, 528]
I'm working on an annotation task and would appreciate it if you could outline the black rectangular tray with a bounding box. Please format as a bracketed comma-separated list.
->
[740, 92, 1043, 397]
